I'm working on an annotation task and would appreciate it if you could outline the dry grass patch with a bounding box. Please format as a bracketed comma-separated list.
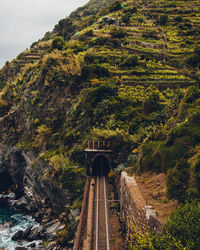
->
[135, 171, 179, 223]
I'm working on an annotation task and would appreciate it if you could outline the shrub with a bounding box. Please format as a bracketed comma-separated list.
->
[120, 55, 138, 67]
[85, 29, 94, 36]
[84, 53, 107, 64]
[183, 86, 199, 103]
[142, 92, 160, 114]
[158, 14, 169, 25]
[178, 22, 192, 30]
[110, 27, 127, 38]
[167, 158, 190, 202]
[94, 36, 109, 46]
[137, 17, 144, 24]
[121, 12, 132, 24]
[56, 228, 74, 246]
[91, 127, 136, 163]
[109, 38, 121, 48]
[174, 15, 183, 22]
[123, 7, 137, 14]
[108, 1, 122, 12]
[187, 45, 200, 68]
[85, 83, 117, 108]
[70, 147, 85, 166]
[192, 156, 200, 196]
[189, 110, 200, 128]
[35, 124, 52, 146]
[81, 64, 110, 80]
[155, 202, 200, 249]
[51, 36, 65, 50]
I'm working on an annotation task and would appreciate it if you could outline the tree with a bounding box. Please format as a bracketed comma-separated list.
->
[51, 37, 65, 50]
[53, 18, 76, 40]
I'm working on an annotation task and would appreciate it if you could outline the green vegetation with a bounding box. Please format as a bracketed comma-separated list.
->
[128, 202, 200, 249]
[1, 0, 200, 247]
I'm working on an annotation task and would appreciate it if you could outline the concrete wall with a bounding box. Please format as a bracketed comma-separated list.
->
[120, 172, 162, 236]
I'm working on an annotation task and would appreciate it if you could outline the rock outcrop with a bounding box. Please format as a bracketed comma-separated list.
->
[0, 143, 78, 248]
[0, 144, 69, 211]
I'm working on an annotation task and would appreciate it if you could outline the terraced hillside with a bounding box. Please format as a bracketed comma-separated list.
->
[0, 0, 200, 248]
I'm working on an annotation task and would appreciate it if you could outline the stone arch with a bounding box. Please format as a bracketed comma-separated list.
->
[85, 150, 113, 176]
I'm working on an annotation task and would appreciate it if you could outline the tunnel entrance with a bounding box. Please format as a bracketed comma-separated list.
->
[92, 155, 110, 176]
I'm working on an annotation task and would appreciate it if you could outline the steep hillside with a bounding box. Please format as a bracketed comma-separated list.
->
[0, 0, 200, 248]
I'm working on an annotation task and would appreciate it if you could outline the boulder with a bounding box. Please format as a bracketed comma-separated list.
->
[28, 242, 36, 248]
[12, 196, 28, 211]
[22, 225, 33, 239]
[43, 219, 61, 241]
[11, 230, 23, 241]
[27, 226, 44, 241]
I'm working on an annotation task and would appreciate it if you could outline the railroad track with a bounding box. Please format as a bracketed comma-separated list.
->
[93, 175, 110, 250]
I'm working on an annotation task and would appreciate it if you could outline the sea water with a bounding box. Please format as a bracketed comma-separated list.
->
[0, 207, 40, 249]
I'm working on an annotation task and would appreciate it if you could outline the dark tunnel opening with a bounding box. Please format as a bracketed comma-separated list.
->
[92, 155, 110, 176]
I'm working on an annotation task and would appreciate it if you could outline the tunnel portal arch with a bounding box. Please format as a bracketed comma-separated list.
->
[85, 149, 113, 176]
[91, 154, 110, 176]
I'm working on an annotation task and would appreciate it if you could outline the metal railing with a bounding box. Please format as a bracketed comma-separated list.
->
[73, 176, 90, 250]
[87, 141, 111, 150]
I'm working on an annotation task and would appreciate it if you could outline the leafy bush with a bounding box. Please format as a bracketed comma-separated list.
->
[84, 53, 107, 64]
[142, 92, 160, 114]
[192, 156, 200, 197]
[36, 125, 52, 144]
[120, 55, 138, 67]
[158, 14, 169, 25]
[178, 22, 192, 30]
[174, 15, 183, 22]
[109, 38, 121, 48]
[183, 86, 199, 103]
[85, 83, 117, 108]
[108, 1, 122, 12]
[167, 158, 190, 202]
[123, 7, 137, 14]
[51, 37, 65, 50]
[70, 147, 85, 166]
[155, 202, 200, 249]
[187, 45, 200, 68]
[110, 27, 127, 38]
[121, 12, 132, 24]
[56, 228, 74, 247]
[91, 128, 136, 163]
[89, 36, 109, 46]
[81, 64, 110, 80]
[128, 203, 200, 249]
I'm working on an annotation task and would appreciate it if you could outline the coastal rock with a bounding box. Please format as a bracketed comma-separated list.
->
[0, 145, 73, 247]
[0, 145, 14, 192]
[43, 219, 61, 241]
[12, 196, 29, 211]
[27, 226, 43, 241]
[0, 195, 9, 207]
[11, 230, 23, 240]
[22, 225, 33, 239]
[4, 148, 27, 192]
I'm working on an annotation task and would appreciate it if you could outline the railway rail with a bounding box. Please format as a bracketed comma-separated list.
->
[93, 175, 110, 250]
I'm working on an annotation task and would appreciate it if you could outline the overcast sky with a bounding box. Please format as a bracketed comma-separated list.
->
[0, 0, 89, 68]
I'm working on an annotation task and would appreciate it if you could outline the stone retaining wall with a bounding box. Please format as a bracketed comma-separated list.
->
[120, 171, 162, 235]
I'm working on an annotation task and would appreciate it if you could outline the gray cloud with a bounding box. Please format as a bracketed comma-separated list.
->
[0, 0, 88, 67]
